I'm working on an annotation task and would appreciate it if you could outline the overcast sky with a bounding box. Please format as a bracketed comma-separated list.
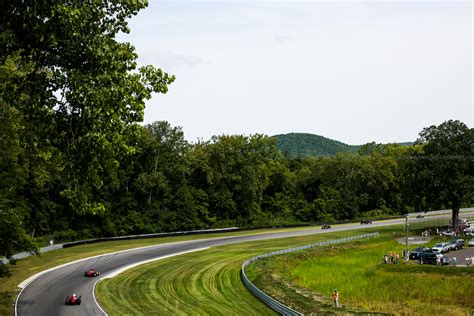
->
[120, 0, 472, 145]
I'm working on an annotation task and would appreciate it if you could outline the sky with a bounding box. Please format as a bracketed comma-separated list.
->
[120, 0, 473, 145]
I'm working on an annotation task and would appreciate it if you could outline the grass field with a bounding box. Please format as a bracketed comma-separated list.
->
[95, 229, 385, 315]
[248, 234, 474, 315]
[2, 217, 472, 315]
[0, 226, 323, 315]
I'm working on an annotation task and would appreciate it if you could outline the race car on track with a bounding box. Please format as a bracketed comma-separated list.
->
[84, 268, 101, 277]
[65, 294, 81, 305]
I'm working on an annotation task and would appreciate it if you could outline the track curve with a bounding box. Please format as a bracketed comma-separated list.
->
[16, 210, 474, 316]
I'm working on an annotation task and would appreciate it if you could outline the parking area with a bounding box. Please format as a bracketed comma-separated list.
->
[444, 244, 474, 266]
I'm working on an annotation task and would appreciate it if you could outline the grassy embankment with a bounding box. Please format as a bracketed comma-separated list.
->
[3, 217, 471, 315]
[0, 226, 322, 316]
[247, 233, 474, 315]
[95, 228, 401, 315]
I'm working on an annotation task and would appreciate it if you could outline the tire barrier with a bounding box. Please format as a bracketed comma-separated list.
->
[241, 232, 380, 315]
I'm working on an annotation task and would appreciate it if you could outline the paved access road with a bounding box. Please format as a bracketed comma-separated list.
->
[16, 209, 474, 316]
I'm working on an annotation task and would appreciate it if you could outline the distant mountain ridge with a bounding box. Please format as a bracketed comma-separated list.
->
[273, 133, 412, 157]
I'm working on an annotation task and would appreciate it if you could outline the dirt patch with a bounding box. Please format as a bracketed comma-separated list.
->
[396, 236, 433, 245]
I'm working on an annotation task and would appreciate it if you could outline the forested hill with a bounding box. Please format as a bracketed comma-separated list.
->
[273, 133, 414, 157]
[273, 133, 360, 157]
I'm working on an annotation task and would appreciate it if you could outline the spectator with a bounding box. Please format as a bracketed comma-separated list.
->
[453, 256, 457, 267]
[436, 257, 441, 265]
[332, 289, 339, 307]
[383, 254, 388, 264]
[389, 251, 393, 264]
[395, 253, 399, 264]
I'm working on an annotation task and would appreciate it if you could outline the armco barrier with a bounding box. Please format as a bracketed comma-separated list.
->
[62, 227, 240, 248]
[1, 227, 239, 264]
[241, 232, 379, 315]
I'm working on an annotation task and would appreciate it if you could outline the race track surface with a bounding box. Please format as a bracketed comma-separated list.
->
[16, 209, 474, 316]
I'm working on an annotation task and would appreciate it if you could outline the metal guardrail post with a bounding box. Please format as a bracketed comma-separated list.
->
[241, 232, 379, 315]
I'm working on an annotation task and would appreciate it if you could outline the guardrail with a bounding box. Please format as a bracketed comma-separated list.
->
[1, 227, 240, 264]
[241, 232, 380, 315]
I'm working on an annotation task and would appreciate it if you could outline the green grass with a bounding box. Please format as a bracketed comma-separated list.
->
[95, 229, 388, 315]
[3, 222, 470, 315]
[248, 234, 474, 315]
[0, 226, 325, 316]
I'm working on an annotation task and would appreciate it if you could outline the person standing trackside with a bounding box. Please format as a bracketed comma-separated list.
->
[332, 289, 339, 307]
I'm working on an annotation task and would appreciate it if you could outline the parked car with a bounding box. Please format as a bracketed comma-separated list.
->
[409, 247, 430, 260]
[419, 252, 437, 264]
[416, 215, 424, 219]
[448, 239, 464, 251]
[463, 228, 474, 236]
[431, 242, 450, 253]
[440, 230, 456, 237]
[468, 239, 474, 247]
[321, 225, 331, 229]
[360, 219, 372, 224]
[435, 254, 451, 265]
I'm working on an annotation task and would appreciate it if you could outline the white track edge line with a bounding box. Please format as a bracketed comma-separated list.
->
[13, 240, 213, 316]
[91, 247, 209, 315]
[16, 239, 211, 289]
[93, 279, 108, 316]
[101, 247, 210, 279]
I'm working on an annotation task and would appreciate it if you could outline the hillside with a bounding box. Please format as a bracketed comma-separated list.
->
[273, 133, 360, 157]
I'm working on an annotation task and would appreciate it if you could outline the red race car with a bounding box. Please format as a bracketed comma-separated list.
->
[65, 294, 81, 305]
[84, 268, 101, 277]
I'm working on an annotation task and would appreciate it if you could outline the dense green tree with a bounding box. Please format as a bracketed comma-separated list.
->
[409, 120, 473, 229]
[1, 1, 174, 217]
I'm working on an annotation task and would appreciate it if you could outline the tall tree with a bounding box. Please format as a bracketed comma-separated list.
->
[413, 120, 473, 229]
[1, 1, 174, 215]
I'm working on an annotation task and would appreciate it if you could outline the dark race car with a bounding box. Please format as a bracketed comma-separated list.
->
[84, 268, 101, 277]
[65, 294, 81, 305]
[321, 225, 331, 229]
[360, 219, 372, 224]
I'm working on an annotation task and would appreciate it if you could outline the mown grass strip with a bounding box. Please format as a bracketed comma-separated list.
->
[95, 228, 389, 315]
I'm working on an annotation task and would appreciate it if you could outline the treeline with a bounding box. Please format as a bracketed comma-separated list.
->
[4, 119, 473, 244]
[1, 1, 473, 269]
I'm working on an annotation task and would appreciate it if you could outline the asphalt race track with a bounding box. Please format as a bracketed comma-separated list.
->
[16, 209, 474, 316]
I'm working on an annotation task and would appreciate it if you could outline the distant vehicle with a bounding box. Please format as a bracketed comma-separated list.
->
[84, 268, 101, 277]
[360, 219, 372, 224]
[447, 239, 464, 251]
[440, 230, 456, 237]
[431, 242, 450, 253]
[321, 225, 331, 229]
[409, 247, 430, 260]
[419, 252, 437, 265]
[468, 239, 474, 247]
[65, 294, 81, 305]
[416, 215, 424, 219]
